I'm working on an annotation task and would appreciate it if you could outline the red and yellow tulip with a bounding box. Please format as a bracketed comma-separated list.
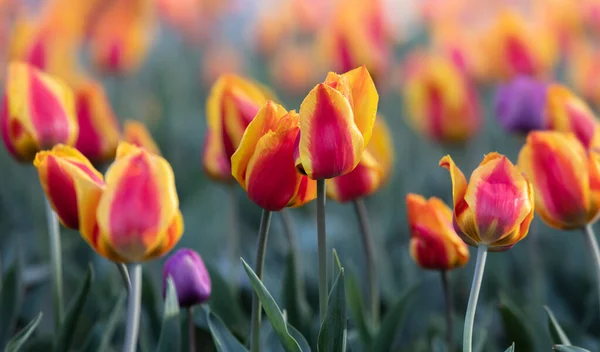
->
[123, 120, 161, 156]
[327, 117, 393, 202]
[440, 153, 534, 251]
[203, 74, 270, 182]
[403, 52, 481, 144]
[406, 193, 469, 270]
[295, 66, 378, 180]
[34, 143, 183, 263]
[1, 62, 78, 162]
[231, 101, 316, 211]
[74, 79, 121, 163]
[517, 131, 600, 229]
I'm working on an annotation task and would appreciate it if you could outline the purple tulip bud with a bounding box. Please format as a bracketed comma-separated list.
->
[162, 248, 211, 307]
[494, 76, 548, 133]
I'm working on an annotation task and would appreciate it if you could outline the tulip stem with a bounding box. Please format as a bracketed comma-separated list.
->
[44, 199, 63, 329]
[123, 264, 142, 352]
[280, 210, 304, 294]
[441, 270, 453, 351]
[463, 245, 487, 352]
[353, 198, 379, 327]
[583, 225, 600, 315]
[317, 179, 328, 321]
[116, 263, 131, 294]
[250, 209, 272, 352]
[188, 307, 196, 352]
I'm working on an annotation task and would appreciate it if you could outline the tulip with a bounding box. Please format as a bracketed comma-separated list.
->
[1, 62, 78, 162]
[163, 248, 211, 307]
[74, 80, 121, 163]
[568, 41, 600, 107]
[123, 120, 161, 156]
[403, 52, 481, 144]
[295, 65, 379, 180]
[203, 74, 270, 182]
[494, 76, 548, 133]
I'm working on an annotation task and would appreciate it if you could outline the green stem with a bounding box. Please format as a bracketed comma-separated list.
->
[441, 270, 453, 351]
[280, 210, 304, 293]
[123, 264, 142, 352]
[188, 307, 196, 352]
[116, 263, 131, 294]
[583, 225, 600, 315]
[352, 198, 380, 327]
[463, 245, 487, 352]
[317, 179, 328, 321]
[44, 199, 63, 329]
[250, 210, 273, 352]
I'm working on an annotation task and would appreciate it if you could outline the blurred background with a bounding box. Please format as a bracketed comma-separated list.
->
[1, 0, 600, 350]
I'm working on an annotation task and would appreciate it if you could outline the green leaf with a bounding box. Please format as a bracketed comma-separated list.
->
[205, 264, 247, 336]
[544, 306, 571, 346]
[156, 277, 181, 352]
[346, 270, 373, 347]
[499, 294, 534, 352]
[318, 269, 346, 352]
[288, 323, 310, 352]
[282, 252, 310, 335]
[207, 309, 248, 352]
[0, 259, 23, 346]
[97, 292, 127, 352]
[553, 345, 591, 352]
[504, 342, 515, 352]
[371, 284, 419, 352]
[241, 258, 301, 352]
[4, 312, 42, 352]
[53, 264, 94, 352]
[332, 249, 342, 282]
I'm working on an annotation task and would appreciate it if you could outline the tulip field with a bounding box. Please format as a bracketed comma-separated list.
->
[2, 0, 600, 351]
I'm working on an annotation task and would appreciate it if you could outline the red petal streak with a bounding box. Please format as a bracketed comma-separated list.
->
[330, 162, 375, 202]
[47, 156, 79, 228]
[74, 93, 102, 158]
[29, 72, 70, 148]
[506, 36, 535, 75]
[428, 85, 444, 140]
[27, 37, 47, 70]
[411, 224, 449, 269]
[567, 104, 596, 148]
[1, 95, 17, 158]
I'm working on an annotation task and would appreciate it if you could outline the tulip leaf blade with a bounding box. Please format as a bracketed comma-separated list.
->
[498, 294, 534, 352]
[371, 283, 419, 352]
[346, 269, 373, 347]
[543, 306, 571, 346]
[553, 345, 592, 352]
[205, 263, 247, 337]
[96, 291, 127, 352]
[207, 309, 248, 352]
[332, 249, 342, 282]
[0, 258, 23, 346]
[504, 342, 515, 352]
[4, 312, 43, 352]
[241, 258, 302, 352]
[53, 264, 94, 352]
[318, 268, 347, 352]
[282, 251, 311, 335]
[288, 322, 311, 352]
[156, 277, 181, 352]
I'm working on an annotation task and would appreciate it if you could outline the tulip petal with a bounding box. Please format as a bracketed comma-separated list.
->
[327, 150, 382, 202]
[287, 175, 317, 208]
[366, 117, 394, 180]
[588, 151, 600, 224]
[144, 210, 184, 260]
[342, 66, 378, 145]
[439, 155, 467, 209]
[123, 120, 161, 156]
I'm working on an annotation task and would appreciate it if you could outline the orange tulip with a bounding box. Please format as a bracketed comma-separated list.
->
[440, 153, 534, 251]
[231, 101, 316, 211]
[74, 80, 121, 163]
[295, 66, 378, 180]
[203, 74, 270, 182]
[327, 118, 393, 202]
[518, 131, 600, 229]
[123, 120, 161, 156]
[1, 62, 78, 162]
[403, 52, 481, 143]
[407, 193, 469, 270]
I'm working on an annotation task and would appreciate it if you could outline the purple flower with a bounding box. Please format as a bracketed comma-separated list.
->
[162, 248, 211, 307]
[494, 76, 548, 133]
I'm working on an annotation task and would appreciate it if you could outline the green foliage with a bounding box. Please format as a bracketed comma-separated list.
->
[282, 251, 311, 335]
[5, 312, 42, 352]
[504, 342, 515, 352]
[207, 309, 248, 352]
[317, 252, 346, 352]
[156, 277, 181, 352]
[0, 259, 23, 347]
[553, 346, 591, 352]
[544, 306, 572, 346]
[498, 294, 535, 352]
[346, 270, 373, 348]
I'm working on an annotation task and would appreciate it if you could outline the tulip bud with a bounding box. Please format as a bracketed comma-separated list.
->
[295, 66, 378, 180]
[1, 62, 78, 162]
[406, 193, 469, 270]
[74, 80, 121, 163]
[494, 76, 547, 133]
[440, 153, 534, 251]
[162, 248, 211, 307]
[123, 120, 161, 155]
[231, 101, 316, 211]
[203, 74, 270, 182]
[327, 118, 393, 202]
[517, 131, 600, 229]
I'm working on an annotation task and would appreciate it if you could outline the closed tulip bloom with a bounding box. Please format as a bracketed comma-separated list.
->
[440, 153, 534, 251]
[203, 74, 271, 182]
[407, 193, 469, 270]
[162, 248, 211, 307]
[231, 101, 316, 211]
[327, 118, 393, 202]
[123, 120, 161, 155]
[518, 131, 600, 229]
[1, 62, 78, 162]
[494, 76, 548, 133]
[74, 80, 121, 162]
[403, 53, 481, 144]
[295, 66, 378, 180]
